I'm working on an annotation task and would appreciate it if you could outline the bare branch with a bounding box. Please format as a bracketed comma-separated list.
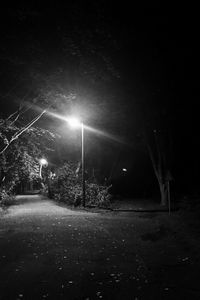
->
[0, 109, 46, 155]
[6, 104, 23, 125]
[6, 110, 19, 121]
[12, 109, 46, 141]
[9, 113, 21, 126]
[146, 141, 159, 181]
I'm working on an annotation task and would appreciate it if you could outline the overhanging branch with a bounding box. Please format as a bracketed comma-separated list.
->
[0, 109, 46, 155]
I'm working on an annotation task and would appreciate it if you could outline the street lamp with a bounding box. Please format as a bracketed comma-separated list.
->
[67, 117, 86, 207]
[39, 158, 48, 178]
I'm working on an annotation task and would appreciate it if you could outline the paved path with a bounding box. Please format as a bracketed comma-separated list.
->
[0, 195, 200, 299]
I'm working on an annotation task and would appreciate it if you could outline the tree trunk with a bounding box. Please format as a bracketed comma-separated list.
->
[158, 180, 168, 206]
[146, 133, 169, 206]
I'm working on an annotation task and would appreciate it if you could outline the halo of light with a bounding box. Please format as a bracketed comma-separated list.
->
[67, 117, 82, 128]
[40, 158, 48, 165]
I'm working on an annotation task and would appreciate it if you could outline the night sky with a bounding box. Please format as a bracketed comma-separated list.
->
[0, 2, 200, 195]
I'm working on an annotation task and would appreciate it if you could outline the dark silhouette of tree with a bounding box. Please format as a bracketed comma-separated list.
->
[137, 88, 174, 205]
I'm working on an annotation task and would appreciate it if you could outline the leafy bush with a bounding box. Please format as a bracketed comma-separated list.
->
[0, 188, 16, 207]
[50, 162, 111, 207]
[40, 183, 49, 197]
[53, 183, 82, 205]
[86, 183, 112, 207]
[50, 162, 81, 205]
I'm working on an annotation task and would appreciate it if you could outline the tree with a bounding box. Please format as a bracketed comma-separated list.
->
[0, 3, 128, 196]
[0, 117, 57, 192]
[145, 129, 173, 205]
[0, 108, 46, 155]
[137, 88, 174, 206]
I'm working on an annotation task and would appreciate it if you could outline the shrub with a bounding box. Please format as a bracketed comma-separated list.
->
[86, 183, 112, 207]
[50, 162, 81, 205]
[50, 162, 112, 207]
[40, 183, 49, 197]
[0, 188, 16, 207]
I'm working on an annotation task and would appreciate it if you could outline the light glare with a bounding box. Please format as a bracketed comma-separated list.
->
[67, 117, 82, 128]
[40, 158, 48, 165]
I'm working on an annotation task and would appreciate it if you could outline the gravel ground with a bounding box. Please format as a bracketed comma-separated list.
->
[0, 195, 200, 299]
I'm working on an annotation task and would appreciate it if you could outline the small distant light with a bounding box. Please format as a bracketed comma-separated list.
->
[122, 168, 127, 172]
[50, 172, 56, 179]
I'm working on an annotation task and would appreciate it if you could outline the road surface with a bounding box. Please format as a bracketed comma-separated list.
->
[0, 195, 200, 299]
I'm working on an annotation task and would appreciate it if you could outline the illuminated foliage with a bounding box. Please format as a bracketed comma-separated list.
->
[50, 162, 111, 207]
[0, 119, 56, 193]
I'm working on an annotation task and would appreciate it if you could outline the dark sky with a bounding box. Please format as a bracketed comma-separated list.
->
[0, 2, 200, 193]
[1, 3, 199, 101]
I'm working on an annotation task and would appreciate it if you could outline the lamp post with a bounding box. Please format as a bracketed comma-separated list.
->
[39, 158, 48, 179]
[81, 123, 85, 207]
[67, 117, 86, 207]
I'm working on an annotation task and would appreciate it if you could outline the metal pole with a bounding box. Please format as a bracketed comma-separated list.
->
[81, 123, 86, 207]
[167, 181, 171, 215]
[39, 164, 42, 178]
